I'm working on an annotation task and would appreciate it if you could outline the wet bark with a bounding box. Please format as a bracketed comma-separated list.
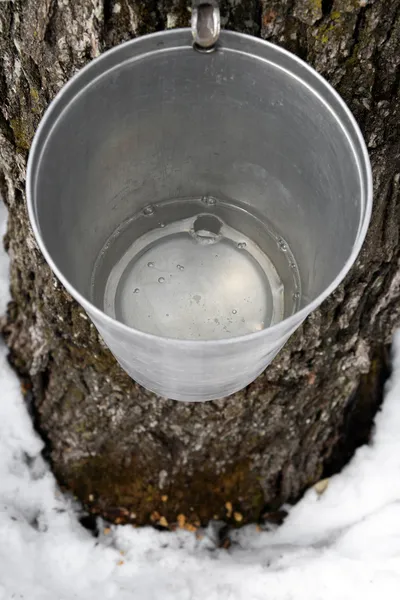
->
[0, 0, 399, 529]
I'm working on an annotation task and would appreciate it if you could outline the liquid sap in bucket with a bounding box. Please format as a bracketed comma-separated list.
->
[91, 196, 301, 340]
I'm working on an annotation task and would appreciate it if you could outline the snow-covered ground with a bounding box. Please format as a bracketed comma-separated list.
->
[1, 200, 400, 599]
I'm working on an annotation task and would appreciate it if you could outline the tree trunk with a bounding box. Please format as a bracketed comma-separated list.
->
[0, 0, 399, 529]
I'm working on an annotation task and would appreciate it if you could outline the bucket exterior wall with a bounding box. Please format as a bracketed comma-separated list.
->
[27, 30, 372, 401]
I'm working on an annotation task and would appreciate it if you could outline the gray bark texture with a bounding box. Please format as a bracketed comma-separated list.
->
[0, 0, 399, 530]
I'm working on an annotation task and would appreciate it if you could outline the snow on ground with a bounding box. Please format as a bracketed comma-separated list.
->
[0, 199, 400, 599]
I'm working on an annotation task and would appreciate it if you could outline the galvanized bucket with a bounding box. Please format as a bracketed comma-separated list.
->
[27, 4, 372, 401]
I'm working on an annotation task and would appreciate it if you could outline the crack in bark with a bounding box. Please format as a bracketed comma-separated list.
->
[349, 4, 367, 55]
[321, 0, 333, 18]
[102, 0, 114, 37]
[43, 0, 58, 47]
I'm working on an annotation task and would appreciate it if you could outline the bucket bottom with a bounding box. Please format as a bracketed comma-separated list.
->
[91, 196, 301, 341]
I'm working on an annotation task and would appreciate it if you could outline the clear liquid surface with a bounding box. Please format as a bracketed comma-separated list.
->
[91, 197, 301, 340]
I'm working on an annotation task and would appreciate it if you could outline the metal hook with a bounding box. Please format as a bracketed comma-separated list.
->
[191, 1, 220, 52]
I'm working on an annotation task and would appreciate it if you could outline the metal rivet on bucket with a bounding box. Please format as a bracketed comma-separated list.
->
[27, 2, 372, 402]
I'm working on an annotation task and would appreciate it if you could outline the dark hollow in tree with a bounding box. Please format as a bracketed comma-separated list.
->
[0, 0, 399, 528]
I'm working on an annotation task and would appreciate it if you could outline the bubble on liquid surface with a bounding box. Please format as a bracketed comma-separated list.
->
[133, 288, 140, 294]
[293, 291, 300, 300]
[290, 262, 297, 269]
[177, 264, 184, 271]
[159, 222, 165, 228]
[191, 229, 221, 246]
[232, 309, 237, 314]
[158, 277, 165, 283]
[278, 238, 287, 252]
[201, 195, 216, 206]
[147, 262, 154, 268]
[237, 242, 247, 249]
[143, 205, 155, 216]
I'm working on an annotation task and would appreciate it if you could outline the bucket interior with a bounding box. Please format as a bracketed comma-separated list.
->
[32, 33, 365, 341]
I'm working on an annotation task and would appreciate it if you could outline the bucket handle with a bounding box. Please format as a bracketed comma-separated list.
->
[191, 1, 220, 52]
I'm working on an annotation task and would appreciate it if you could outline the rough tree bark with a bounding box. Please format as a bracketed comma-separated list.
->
[0, 0, 399, 530]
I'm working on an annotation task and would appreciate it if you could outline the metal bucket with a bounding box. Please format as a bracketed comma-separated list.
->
[27, 14, 372, 401]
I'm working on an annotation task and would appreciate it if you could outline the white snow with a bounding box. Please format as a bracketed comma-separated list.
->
[1, 199, 400, 599]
